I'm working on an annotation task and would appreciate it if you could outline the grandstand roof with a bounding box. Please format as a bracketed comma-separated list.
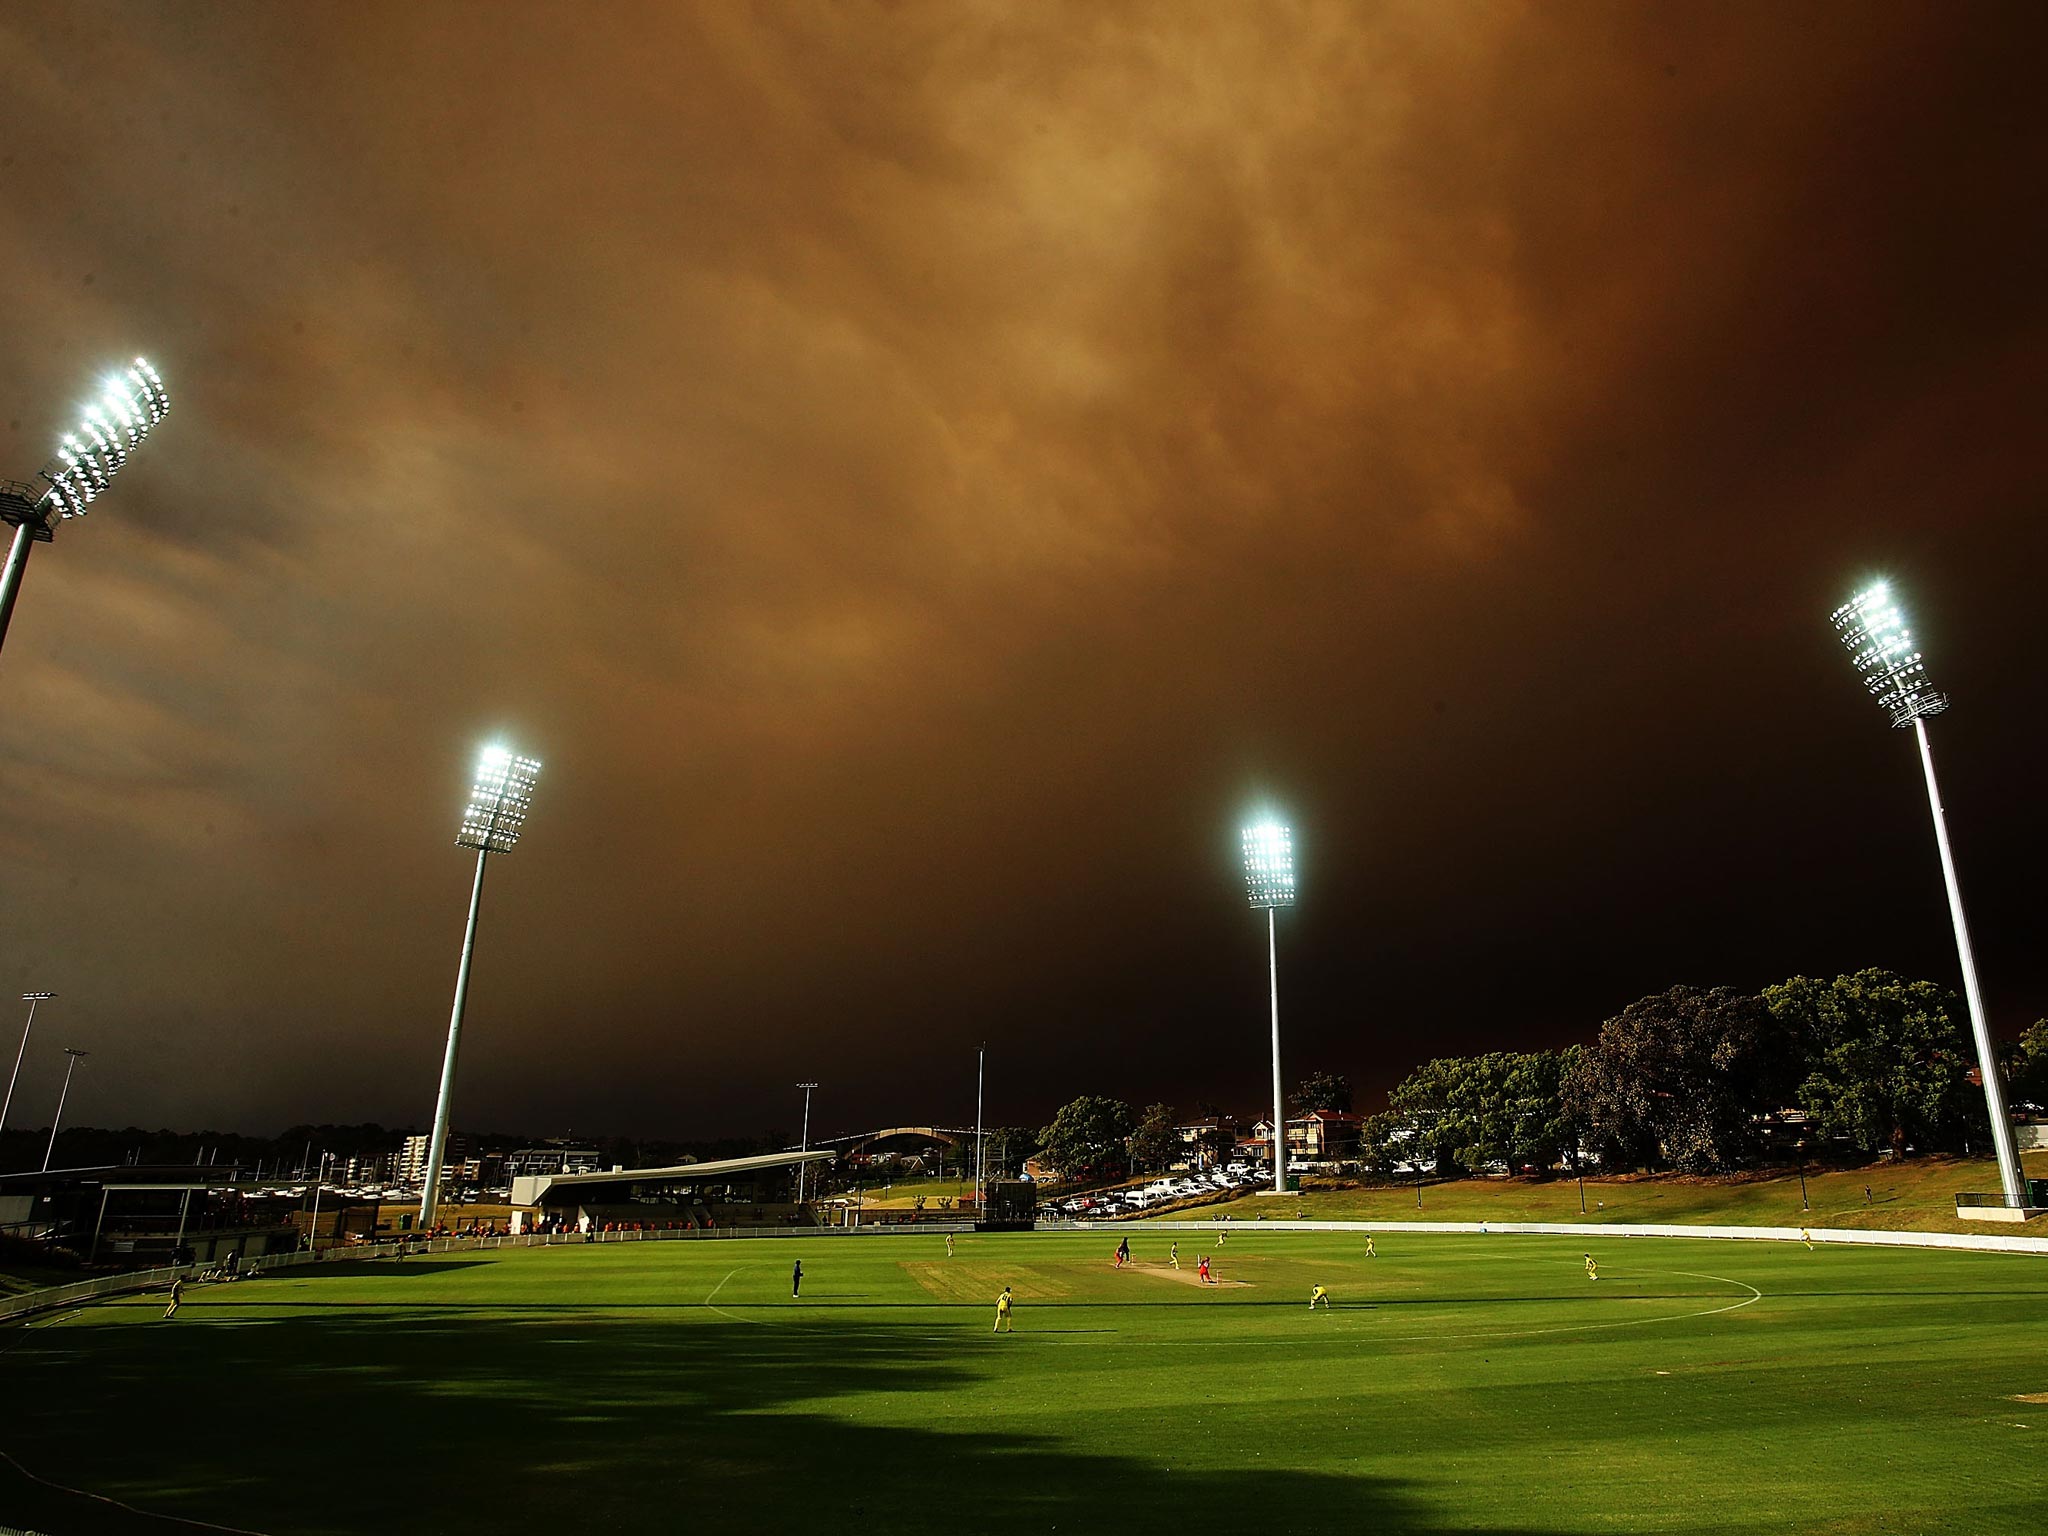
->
[540, 1149, 834, 1189]
[515, 1147, 835, 1205]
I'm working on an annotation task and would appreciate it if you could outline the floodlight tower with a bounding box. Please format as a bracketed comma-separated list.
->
[1830, 581, 2027, 1209]
[1242, 818, 1297, 1197]
[795, 1083, 819, 1203]
[0, 361, 171, 660]
[418, 744, 542, 1231]
[42, 1048, 88, 1172]
[0, 993, 55, 1146]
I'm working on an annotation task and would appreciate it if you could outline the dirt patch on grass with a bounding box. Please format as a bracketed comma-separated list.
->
[1122, 1263, 1251, 1289]
[900, 1262, 1071, 1303]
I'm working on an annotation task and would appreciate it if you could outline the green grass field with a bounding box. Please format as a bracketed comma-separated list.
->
[4, 1229, 2045, 1535]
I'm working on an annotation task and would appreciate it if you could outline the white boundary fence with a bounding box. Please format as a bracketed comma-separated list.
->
[1063, 1215, 2048, 1255]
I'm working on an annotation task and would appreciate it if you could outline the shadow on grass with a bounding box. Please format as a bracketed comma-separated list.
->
[88, 1289, 1726, 1313]
[291, 1259, 493, 1278]
[0, 1306, 1564, 1536]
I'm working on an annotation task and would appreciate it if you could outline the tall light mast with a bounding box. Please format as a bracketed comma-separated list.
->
[1, 360, 171, 660]
[419, 744, 542, 1230]
[1241, 817, 1297, 1198]
[1830, 581, 2026, 1209]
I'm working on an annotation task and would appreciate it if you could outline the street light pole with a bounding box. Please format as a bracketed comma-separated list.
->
[307, 1151, 334, 1252]
[42, 1048, 88, 1172]
[419, 744, 542, 1232]
[0, 360, 170, 666]
[1241, 818, 1296, 1198]
[974, 1044, 986, 1212]
[0, 993, 54, 1147]
[1831, 582, 2027, 1209]
[796, 1083, 818, 1204]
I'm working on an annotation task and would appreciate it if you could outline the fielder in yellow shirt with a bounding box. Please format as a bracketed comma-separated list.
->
[994, 1286, 1014, 1333]
[1309, 1284, 1330, 1309]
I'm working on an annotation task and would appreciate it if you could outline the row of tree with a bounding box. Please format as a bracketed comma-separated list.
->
[1033, 970, 2043, 1181]
[1375, 970, 2037, 1176]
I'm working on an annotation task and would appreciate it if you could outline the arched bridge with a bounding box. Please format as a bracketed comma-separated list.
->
[826, 1126, 974, 1159]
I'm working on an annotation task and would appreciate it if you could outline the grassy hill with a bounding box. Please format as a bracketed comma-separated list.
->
[1189, 1151, 2048, 1235]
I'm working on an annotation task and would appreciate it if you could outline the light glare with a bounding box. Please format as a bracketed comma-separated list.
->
[456, 744, 542, 853]
[27, 357, 170, 523]
[1830, 581, 1946, 728]
[1241, 819, 1297, 909]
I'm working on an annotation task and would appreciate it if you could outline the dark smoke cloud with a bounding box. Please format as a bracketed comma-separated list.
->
[0, 2, 2042, 1141]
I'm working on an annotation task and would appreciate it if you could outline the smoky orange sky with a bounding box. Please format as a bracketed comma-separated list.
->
[1, 2, 2044, 1142]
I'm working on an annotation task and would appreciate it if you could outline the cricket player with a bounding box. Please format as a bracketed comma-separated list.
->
[946, 1233, 955, 1258]
[1115, 1235, 1130, 1268]
[1169, 1241, 1180, 1270]
[1198, 1254, 1213, 1284]
[792, 1259, 803, 1298]
[994, 1286, 1014, 1333]
[1800, 1228, 1813, 1251]
[1364, 1234, 1376, 1258]
[1584, 1253, 1598, 1281]
[1309, 1284, 1330, 1310]
[162, 1275, 183, 1319]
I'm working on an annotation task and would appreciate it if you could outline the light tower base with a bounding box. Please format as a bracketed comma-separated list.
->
[1955, 1193, 2047, 1223]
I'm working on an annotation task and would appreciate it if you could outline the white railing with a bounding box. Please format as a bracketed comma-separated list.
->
[1077, 1215, 2048, 1255]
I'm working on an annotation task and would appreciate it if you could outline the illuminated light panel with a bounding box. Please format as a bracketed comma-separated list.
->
[1241, 819, 1296, 909]
[1830, 581, 1947, 728]
[33, 358, 170, 522]
[455, 744, 542, 853]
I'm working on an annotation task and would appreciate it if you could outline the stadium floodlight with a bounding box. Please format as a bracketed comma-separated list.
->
[1830, 580, 2027, 1210]
[42, 1047, 88, 1172]
[796, 1083, 820, 1203]
[418, 743, 543, 1231]
[0, 993, 54, 1149]
[0, 360, 171, 659]
[1241, 817, 1296, 1198]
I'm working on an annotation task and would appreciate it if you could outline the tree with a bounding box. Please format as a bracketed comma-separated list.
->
[1129, 1103, 1179, 1173]
[1765, 970, 1990, 1156]
[1038, 1096, 1134, 1182]
[1358, 1111, 1417, 1179]
[1553, 1043, 1590, 1170]
[1290, 1071, 1353, 1115]
[1385, 1051, 1572, 1175]
[2000, 1021, 2048, 1109]
[985, 1126, 1043, 1178]
[1565, 984, 1798, 1173]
